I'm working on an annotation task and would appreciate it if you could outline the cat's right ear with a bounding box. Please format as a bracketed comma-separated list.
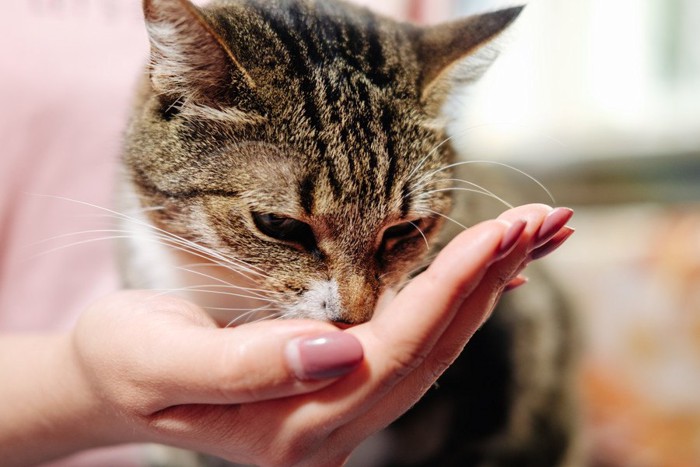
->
[143, 0, 262, 120]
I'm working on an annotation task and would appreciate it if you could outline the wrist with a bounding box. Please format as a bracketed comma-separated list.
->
[0, 333, 116, 466]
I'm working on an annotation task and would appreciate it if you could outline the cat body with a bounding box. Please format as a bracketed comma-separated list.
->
[120, 0, 579, 465]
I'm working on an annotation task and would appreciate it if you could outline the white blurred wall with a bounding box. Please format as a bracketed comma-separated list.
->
[453, 0, 700, 164]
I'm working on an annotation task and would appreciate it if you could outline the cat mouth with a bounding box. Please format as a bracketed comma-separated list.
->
[333, 321, 358, 330]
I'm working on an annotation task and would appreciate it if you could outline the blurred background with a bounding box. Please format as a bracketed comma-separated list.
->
[2, 0, 699, 465]
[443, 0, 700, 465]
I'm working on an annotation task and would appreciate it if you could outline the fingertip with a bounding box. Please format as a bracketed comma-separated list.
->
[497, 203, 553, 220]
[505, 274, 529, 292]
[533, 207, 575, 248]
[495, 219, 527, 260]
[285, 332, 364, 381]
[530, 226, 575, 260]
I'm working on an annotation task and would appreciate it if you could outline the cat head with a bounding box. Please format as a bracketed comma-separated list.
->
[123, 0, 521, 324]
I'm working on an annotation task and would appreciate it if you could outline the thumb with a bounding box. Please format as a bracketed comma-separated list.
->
[150, 319, 365, 407]
[79, 292, 363, 410]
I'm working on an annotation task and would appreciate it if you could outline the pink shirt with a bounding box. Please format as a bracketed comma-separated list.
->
[0, 1, 449, 464]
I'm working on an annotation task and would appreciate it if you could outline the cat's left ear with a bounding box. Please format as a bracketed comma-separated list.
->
[415, 6, 524, 115]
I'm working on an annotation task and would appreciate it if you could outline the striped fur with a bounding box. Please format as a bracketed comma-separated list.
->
[120, 1, 579, 465]
[123, 0, 520, 324]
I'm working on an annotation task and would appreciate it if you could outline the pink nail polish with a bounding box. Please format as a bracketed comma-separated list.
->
[497, 220, 527, 259]
[505, 275, 529, 292]
[286, 332, 364, 381]
[531, 227, 575, 260]
[534, 208, 574, 248]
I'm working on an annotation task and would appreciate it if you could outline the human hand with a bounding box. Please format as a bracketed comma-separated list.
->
[10, 204, 572, 466]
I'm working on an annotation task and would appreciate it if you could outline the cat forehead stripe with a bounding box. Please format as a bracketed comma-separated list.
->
[299, 174, 316, 215]
[128, 0, 524, 262]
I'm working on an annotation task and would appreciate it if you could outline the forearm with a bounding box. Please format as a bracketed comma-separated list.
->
[0, 333, 112, 466]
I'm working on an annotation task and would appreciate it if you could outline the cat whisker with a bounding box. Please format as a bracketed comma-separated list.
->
[35, 222, 265, 283]
[32, 194, 272, 281]
[270, 309, 300, 322]
[425, 209, 469, 231]
[82, 205, 166, 218]
[407, 134, 455, 181]
[134, 225, 270, 281]
[148, 286, 275, 304]
[411, 160, 555, 205]
[225, 306, 280, 327]
[31, 234, 140, 259]
[409, 221, 430, 251]
[175, 261, 278, 287]
[169, 280, 278, 302]
[205, 305, 275, 312]
[408, 177, 505, 200]
[29, 228, 144, 247]
[147, 234, 269, 283]
[420, 187, 513, 210]
[162, 95, 185, 118]
[32, 227, 270, 287]
[174, 264, 275, 299]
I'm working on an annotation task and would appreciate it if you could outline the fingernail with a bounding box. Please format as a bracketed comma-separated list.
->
[505, 275, 529, 292]
[530, 227, 575, 260]
[496, 220, 527, 259]
[534, 208, 574, 247]
[286, 332, 364, 381]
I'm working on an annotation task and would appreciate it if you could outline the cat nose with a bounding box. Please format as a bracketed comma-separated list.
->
[334, 273, 378, 324]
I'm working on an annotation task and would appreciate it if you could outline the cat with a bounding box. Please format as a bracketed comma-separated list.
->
[118, 0, 580, 465]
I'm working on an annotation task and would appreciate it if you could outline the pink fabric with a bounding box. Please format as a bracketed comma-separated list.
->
[0, 1, 149, 465]
[0, 1, 449, 465]
[0, 1, 147, 332]
[0, 0, 447, 330]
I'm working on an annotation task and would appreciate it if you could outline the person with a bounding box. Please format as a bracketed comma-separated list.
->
[0, 204, 574, 466]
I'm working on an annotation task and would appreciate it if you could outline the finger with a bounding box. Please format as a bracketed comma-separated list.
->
[368, 218, 515, 355]
[159, 207, 569, 462]
[496, 204, 574, 250]
[505, 274, 529, 291]
[530, 226, 575, 260]
[326, 206, 568, 446]
[401, 206, 576, 394]
[275, 218, 514, 432]
[272, 207, 574, 464]
[93, 292, 363, 409]
[154, 322, 365, 407]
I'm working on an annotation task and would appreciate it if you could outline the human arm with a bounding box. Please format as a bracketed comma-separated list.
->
[0, 204, 573, 466]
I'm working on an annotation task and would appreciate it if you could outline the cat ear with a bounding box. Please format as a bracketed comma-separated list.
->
[416, 6, 524, 114]
[143, 0, 260, 119]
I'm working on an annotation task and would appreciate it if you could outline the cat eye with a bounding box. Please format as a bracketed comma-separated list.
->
[383, 221, 420, 241]
[381, 219, 431, 252]
[252, 212, 317, 251]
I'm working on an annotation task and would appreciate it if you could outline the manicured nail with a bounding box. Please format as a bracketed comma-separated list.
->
[534, 208, 574, 248]
[530, 227, 575, 260]
[286, 332, 364, 381]
[496, 219, 527, 259]
[505, 275, 529, 292]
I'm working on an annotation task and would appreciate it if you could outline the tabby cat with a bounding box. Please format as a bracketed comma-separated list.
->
[119, 0, 579, 465]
